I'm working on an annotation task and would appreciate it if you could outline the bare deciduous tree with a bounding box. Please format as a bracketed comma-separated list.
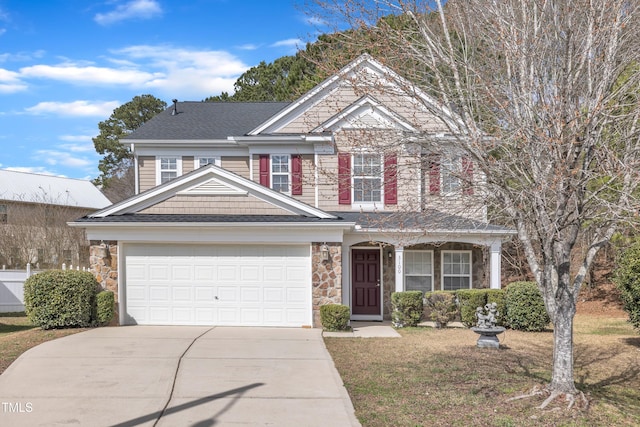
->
[307, 0, 640, 405]
[0, 192, 91, 269]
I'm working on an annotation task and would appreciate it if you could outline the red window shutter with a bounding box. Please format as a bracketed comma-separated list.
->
[462, 156, 474, 195]
[338, 153, 351, 205]
[259, 155, 270, 187]
[292, 155, 303, 195]
[384, 154, 397, 205]
[429, 154, 441, 195]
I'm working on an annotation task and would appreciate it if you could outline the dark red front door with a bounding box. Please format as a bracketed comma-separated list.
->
[352, 249, 381, 315]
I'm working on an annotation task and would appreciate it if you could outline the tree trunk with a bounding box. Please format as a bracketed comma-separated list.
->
[550, 293, 578, 394]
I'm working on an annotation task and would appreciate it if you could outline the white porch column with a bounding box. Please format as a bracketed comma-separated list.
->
[395, 246, 404, 292]
[490, 241, 502, 289]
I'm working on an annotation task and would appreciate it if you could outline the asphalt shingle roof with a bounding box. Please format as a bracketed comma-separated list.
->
[125, 101, 291, 140]
[75, 210, 514, 234]
[334, 210, 514, 233]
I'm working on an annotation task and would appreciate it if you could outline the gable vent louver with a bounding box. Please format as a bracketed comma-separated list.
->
[178, 179, 248, 196]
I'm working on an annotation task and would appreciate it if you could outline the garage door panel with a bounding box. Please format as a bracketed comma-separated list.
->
[172, 287, 192, 302]
[286, 288, 307, 303]
[125, 244, 311, 327]
[263, 287, 284, 303]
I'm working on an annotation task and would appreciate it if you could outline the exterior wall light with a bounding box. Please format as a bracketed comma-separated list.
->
[320, 244, 330, 262]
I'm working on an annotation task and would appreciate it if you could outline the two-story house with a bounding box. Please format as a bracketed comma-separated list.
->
[72, 55, 514, 327]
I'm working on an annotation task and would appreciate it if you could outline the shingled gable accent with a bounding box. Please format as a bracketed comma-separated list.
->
[89, 164, 336, 219]
[247, 54, 462, 136]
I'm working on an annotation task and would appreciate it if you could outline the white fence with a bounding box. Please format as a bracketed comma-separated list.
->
[0, 264, 87, 313]
[0, 267, 33, 313]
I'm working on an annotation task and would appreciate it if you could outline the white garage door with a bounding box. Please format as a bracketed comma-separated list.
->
[124, 244, 311, 327]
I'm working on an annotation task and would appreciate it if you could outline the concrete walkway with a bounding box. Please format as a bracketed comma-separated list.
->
[0, 326, 361, 427]
[323, 321, 401, 338]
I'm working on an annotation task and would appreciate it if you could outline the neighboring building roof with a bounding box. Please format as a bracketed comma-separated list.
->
[0, 169, 112, 210]
[124, 101, 291, 141]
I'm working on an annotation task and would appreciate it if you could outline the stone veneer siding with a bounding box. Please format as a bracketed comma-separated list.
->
[311, 242, 342, 328]
[89, 240, 119, 323]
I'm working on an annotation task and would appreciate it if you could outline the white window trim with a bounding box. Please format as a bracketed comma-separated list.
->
[404, 250, 434, 293]
[270, 154, 291, 195]
[441, 250, 472, 290]
[441, 156, 462, 196]
[351, 152, 384, 207]
[156, 156, 183, 185]
[196, 156, 221, 168]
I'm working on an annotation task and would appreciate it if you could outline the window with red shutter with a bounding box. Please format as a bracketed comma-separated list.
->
[338, 153, 351, 205]
[259, 155, 270, 187]
[429, 154, 441, 195]
[384, 154, 397, 205]
[462, 156, 474, 195]
[292, 155, 302, 195]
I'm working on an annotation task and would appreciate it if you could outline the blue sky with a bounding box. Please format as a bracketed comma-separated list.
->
[0, 0, 324, 180]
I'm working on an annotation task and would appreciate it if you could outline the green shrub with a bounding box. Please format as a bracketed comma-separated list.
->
[505, 281, 550, 331]
[613, 241, 640, 331]
[391, 291, 424, 327]
[320, 304, 351, 331]
[456, 289, 488, 327]
[486, 289, 507, 327]
[96, 290, 115, 326]
[24, 270, 100, 329]
[424, 291, 457, 328]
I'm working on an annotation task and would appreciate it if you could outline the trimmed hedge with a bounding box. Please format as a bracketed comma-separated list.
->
[456, 289, 488, 327]
[424, 291, 457, 328]
[320, 304, 351, 331]
[613, 241, 640, 331]
[96, 290, 115, 326]
[24, 270, 100, 329]
[505, 281, 550, 331]
[391, 291, 424, 327]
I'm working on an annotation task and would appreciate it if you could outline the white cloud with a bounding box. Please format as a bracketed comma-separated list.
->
[58, 134, 94, 143]
[0, 68, 27, 93]
[270, 38, 302, 48]
[25, 100, 119, 117]
[16, 45, 248, 98]
[94, 0, 162, 26]
[111, 45, 249, 97]
[20, 63, 161, 85]
[236, 43, 260, 51]
[36, 149, 94, 168]
[4, 166, 58, 176]
[58, 142, 95, 154]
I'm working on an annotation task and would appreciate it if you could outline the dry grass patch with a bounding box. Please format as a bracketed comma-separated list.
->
[325, 314, 640, 427]
[0, 313, 88, 374]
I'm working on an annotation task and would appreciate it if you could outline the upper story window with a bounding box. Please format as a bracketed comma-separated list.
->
[198, 157, 221, 168]
[427, 154, 474, 196]
[353, 153, 382, 203]
[338, 152, 397, 206]
[271, 155, 290, 193]
[158, 157, 181, 184]
[259, 154, 303, 196]
[441, 251, 472, 290]
[0, 204, 7, 224]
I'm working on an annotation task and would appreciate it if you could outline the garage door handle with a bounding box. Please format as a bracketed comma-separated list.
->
[215, 296, 219, 300]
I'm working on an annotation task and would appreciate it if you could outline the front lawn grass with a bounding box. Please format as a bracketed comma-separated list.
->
[0, 312, 88, 374]
[325, 314, 640, 427]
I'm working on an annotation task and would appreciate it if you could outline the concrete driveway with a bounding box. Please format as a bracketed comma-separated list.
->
[0, 326, 361, 427]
